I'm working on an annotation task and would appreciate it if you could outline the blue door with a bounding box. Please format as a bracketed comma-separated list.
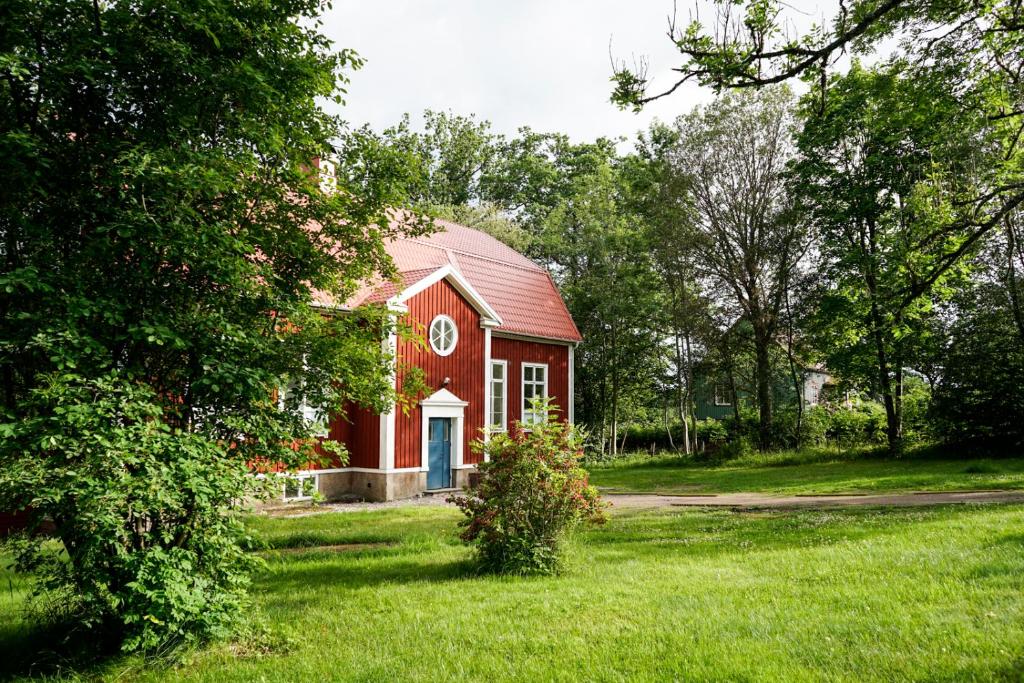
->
[427, 417, 452, 490]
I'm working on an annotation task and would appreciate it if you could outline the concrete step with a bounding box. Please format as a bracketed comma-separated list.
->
[421, 487, 461, 497]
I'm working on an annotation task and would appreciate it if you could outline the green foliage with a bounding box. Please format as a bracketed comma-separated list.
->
[827, 403, 888, 447]
[0, 0, 424, 651]
[790, 63, 983, 451]
[934, 278, 1024, 448]
[344, 110, 497, 207]
[450, 405, 607, 574]
[616, 0, 1024, 454]
[1, 375, 260, 652]
[542, 158, 667, 454]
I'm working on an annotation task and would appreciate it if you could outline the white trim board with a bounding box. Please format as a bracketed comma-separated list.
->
[419, 388, 468, 481]
[491, 331, 578, 346]
[390, 265, 502, 326]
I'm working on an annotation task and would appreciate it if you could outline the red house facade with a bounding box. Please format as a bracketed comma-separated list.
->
[296, 220, 581, 502]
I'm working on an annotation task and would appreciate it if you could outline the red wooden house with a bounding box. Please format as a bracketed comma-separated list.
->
[290, 219, 581, 502]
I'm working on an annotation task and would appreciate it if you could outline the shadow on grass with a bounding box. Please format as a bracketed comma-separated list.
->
[260, 552, 479, 604]
[0, 619, 128, 682]
[582, 505, 1004, 563]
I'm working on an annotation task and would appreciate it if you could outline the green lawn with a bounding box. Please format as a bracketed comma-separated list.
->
[587, 447, 1024, 495]
[3, 503, 1024, 681]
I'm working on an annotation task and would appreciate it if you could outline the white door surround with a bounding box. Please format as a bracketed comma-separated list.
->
[419, 388, 469, 473]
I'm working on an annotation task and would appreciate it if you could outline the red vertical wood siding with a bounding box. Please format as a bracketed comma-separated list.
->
[319, 403, 379, 469]
[491, 336, 570, 427]
[395, 280, 486, 468]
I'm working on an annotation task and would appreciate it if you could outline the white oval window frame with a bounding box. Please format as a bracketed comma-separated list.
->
[428, 314, 458, 356]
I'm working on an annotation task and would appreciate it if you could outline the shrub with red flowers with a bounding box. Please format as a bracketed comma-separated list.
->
[450, 400, 607, 575]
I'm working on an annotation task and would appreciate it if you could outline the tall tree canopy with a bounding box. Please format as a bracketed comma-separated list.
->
[612, 0, 1024, 317]
[669, 87, 805, 449]
[791, 64, 978, 451]
[0, 0, 423, 651]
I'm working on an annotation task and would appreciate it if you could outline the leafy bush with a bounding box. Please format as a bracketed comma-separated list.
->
[828, 402, 888, 446]
[771, 405, 829, 448]
[696, 418, 729, 446]
[0, 376, 267, 653]
[451, 407, 607, 574]
[901, 380, 934, 442]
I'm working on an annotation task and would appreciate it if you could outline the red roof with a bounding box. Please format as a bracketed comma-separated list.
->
[347, 219, 581, 343]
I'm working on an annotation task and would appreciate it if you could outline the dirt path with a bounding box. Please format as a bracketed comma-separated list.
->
[262, 489, 1024, 518]
[605, 490, 1024, 510]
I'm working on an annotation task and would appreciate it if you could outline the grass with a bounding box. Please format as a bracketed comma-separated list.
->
[3, 502, 1024, 681]
[587, 445, 1024, 495]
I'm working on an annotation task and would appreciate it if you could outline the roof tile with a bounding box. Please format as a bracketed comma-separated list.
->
[343, 219, 580, 342]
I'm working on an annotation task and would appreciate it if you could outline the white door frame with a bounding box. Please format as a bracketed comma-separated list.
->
[419, 388, 468, 474]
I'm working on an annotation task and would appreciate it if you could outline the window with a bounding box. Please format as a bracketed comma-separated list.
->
[428, 315, 458, 356]
[283, 473, 318, 502]
[318, 156, 337, 194]
[489, 360, 508, 431]
[279, 375, 328, 437]
[713, 380, 732, 407]
[522, 363, 548, 426]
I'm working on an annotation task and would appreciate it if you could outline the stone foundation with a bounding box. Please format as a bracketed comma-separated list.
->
[316, 467, 476, 502]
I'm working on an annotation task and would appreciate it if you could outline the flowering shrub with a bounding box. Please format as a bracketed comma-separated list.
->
[450, 402, 607, 575]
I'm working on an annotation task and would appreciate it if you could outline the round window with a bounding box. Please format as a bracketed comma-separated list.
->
[428, 315, 458, 356]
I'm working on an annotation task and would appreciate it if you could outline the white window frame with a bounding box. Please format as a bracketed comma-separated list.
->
[428, 314, 459, 357]
[489, 360, 508, 432]
[282, 472, 319, 502]
[521, 362, 549, 426]
[278, 366, 329, 438]
[713, 380, 732, 407]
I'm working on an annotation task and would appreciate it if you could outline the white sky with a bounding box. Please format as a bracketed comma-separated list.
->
[322, 0, 833, 145]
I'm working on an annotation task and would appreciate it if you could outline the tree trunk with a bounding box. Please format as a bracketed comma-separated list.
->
[1006, 216, 1024, 345]
[784, 290, 803, 449]
[675, 332, 689, 453]
[868, 291, 902, 454]
[754, 328, 773, 451]
[685, 332, 697, 451]
[610, 322, 619, 457]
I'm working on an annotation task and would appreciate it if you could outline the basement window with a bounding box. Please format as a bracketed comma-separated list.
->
[283, 473, 318, 502]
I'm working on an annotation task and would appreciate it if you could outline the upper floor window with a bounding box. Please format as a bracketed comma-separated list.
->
[713, 380, 732, 407]
[522, 363, 548, 426]
[490, 360, 508, 432]
[429, 315, 458, 356]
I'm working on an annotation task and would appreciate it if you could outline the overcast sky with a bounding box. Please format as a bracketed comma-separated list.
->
[321, 0, 830, 145]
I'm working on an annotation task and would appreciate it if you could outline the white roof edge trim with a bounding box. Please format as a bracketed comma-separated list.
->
[419, 387, 469, 407]
[490, 330, 580, 346]
[388, 264, 503, 325]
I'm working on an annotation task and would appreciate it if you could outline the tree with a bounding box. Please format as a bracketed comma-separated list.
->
[791, 65, 978, 452]
[0, 0, 424, 651]
[626, 122, 710, 453]
[668, 87, 805, 449]
[348, 110, 497, 208]
[541, 161, 665, 456]
[612, 0, 1024, 338]
[933, 219, 1024, 447]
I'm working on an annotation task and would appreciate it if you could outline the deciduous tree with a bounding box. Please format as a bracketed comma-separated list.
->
[0, 0, 424, 651]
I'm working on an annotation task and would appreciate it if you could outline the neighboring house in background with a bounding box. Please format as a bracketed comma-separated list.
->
[694, 366, 833, 421]
[292, 219, 581, 502]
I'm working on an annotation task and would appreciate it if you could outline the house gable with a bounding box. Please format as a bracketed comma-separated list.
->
[394, 278, 486, 469]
